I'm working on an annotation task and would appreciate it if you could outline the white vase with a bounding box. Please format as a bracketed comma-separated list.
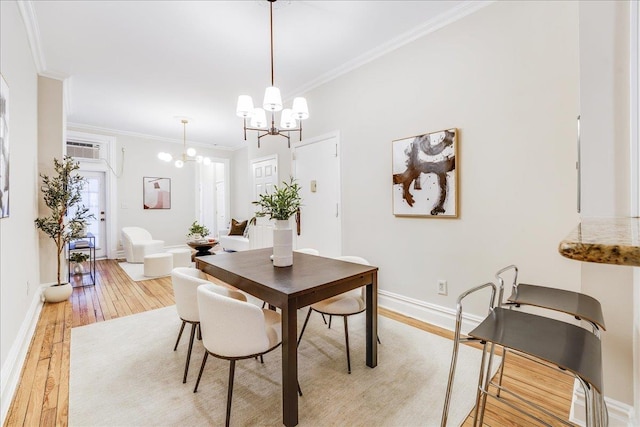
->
[272, 219, 293, 267]
[73, 262, 84, 275]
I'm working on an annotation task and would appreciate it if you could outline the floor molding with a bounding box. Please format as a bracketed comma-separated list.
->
[0, 291, 43, 424]
[569, 379, 635, 426]
[378, 289, 486, 338]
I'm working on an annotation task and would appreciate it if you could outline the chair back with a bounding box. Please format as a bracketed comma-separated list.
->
[171, 267, 209, 322]
[121, 227, 153, 261]
[334, 256, 370, 300]
[197, 285, 273, 358]
[172, 268, 247, 322]
[122, 226, 153, 243]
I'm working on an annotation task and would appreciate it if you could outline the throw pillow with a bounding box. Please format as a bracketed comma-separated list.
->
[228, 219, 248, 236]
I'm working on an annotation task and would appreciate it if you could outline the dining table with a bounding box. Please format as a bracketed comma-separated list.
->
[195, 248, 378, 427]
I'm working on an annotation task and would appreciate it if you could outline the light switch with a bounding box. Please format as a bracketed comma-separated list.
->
[310, 180, 317, 193]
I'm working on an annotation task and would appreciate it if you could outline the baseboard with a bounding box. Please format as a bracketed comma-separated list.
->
[0, 291, 44, 425]
[378, 289, 486, 337]
[569, 379, 635, 426]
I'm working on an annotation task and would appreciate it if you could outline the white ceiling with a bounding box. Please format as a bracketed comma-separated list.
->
[28, 0, 484, 150]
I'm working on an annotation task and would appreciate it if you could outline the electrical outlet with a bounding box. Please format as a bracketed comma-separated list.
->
[438, 280, 448, 295]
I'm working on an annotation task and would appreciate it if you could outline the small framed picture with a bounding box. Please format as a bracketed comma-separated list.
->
[143, 177, 171, 209]
[392, 128, 458, 217]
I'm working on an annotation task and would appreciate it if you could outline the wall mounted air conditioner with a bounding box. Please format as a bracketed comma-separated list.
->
[66, 141, 102, 161]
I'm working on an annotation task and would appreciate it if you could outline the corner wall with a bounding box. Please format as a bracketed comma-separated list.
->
[0, 0, 42, 421]
[302, 0, 581, 313]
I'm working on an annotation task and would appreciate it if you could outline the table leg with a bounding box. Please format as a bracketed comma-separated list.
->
[366, 272, 378, 368]
[282, 304, 298, 426]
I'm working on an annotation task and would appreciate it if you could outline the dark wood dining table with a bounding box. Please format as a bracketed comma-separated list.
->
[195, 248, 378, 427]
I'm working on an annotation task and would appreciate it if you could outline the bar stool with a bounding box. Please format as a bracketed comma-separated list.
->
[441, 276, 607, 427]
[494, 265, 607, 425]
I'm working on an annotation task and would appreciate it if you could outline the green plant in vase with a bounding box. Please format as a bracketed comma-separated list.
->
[34, 156, 94, 301]
[252, 177, 302, 221]
[252, 177, 302, 267]
[69, 251, 90, 275]
[187, 221, 210, 242]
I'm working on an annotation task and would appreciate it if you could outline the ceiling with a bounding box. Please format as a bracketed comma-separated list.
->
[28, 0, 480, 150]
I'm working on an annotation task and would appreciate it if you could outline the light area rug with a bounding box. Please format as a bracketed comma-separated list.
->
[117, 261, 194, 282]
[70, 306, 499, 426]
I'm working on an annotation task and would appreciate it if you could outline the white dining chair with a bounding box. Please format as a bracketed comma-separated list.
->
[297, 255, 370, 374]
[171, 267, 246, 383]
[193, 284, 284, 427]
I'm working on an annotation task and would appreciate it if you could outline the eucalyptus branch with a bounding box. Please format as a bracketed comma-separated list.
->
[252, 177, 302, 221]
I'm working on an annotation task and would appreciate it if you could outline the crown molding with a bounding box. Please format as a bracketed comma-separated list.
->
[287, 0, 494, 98]
[16, 0, 45, 73]
[18, 1, 70, 83]
[66, 122, 238, 152]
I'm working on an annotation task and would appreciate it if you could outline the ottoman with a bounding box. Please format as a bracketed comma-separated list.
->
[167, 248, 192, 268]
[143, 252, 173, 277]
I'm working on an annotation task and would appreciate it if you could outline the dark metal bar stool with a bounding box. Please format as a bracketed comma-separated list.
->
[468, 307, 604, 426]
[495, 265, 607, 425]
[441, 271, 607, 427]
[441, 282, 497, 427]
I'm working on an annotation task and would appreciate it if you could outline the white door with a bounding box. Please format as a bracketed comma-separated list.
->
[293, 132, 341, 257]
[79, 171, 107, 258]
[252, 155, 278, 202]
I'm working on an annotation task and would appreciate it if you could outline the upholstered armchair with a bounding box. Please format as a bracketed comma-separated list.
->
[121, 227, 164, 263]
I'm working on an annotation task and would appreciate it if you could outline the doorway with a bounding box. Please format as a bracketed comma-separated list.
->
[292, 132, 341, 256]
[76, 170, 107, 258]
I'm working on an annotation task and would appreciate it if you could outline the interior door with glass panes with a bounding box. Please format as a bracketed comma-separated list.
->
[77, 170, 106, 258]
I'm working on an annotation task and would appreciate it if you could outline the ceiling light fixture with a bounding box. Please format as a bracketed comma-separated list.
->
[236, 0, 309, 148]
[157, 119, 211, 168]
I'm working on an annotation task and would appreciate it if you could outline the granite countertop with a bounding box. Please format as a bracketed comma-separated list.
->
[558, 217, 640, 267]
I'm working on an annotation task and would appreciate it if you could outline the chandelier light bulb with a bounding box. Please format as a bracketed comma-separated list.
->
[236, 95, 254, 118]
[291, 97, 309, 120]
[186, 147, 196, 157]
[175, 159, 184, 168]
[280, 109, 297, 130]
[251, 108, 268, 129]
[263, 86, 283, 112]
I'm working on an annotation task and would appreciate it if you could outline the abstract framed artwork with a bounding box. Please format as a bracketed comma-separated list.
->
[0, 74, 9, 218]
[143, 177, 171, 209]
[392, 128, 458, 217]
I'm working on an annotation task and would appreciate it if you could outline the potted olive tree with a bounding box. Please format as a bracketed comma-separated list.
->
[35, 156, 93, 302]
[253, 177, 302, 267]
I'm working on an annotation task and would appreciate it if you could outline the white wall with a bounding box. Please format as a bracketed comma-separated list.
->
[253, 0, 581, 314]
[37, 76, 65, 284]
[231, 146, 250, 221]
[0, 0, 41, 417]
[66, 128, 234, 249]
[579, 0, 634, 406]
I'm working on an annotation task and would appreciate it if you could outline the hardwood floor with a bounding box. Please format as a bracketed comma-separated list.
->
[4, 259, 575, 426]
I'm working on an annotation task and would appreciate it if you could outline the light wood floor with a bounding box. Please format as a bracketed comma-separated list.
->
[4, 259, 575, 426]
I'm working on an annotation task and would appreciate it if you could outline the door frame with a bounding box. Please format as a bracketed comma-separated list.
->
[67, 130, 118, 259]
[292, 130, 342, 255]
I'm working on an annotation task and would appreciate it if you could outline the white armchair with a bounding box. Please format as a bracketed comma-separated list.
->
[121, 227, 164, 263]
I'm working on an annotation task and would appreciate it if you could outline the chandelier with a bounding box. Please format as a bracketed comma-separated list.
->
[236, 0, 309, 148]
[157, 119, 211, 168]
